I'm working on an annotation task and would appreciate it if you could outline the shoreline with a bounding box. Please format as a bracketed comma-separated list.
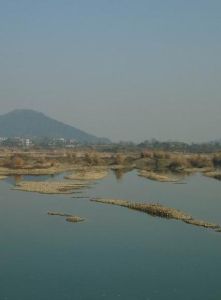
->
[14, 180, 90, 194]
[91, 198, 221, 232]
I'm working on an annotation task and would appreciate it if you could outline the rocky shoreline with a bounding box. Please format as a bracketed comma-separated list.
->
[91, 198, 221, 232]
[48, 211, 85, 223]
[14, 180, 90, 194]
[138, 170, 183, 182]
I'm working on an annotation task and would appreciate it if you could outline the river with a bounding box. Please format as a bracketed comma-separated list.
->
[1, 171, 221, 299]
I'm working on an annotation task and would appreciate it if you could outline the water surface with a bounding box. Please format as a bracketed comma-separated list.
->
[1, 171, 221, 300]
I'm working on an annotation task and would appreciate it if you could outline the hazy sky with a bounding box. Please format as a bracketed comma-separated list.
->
[0, 0, 220, 142]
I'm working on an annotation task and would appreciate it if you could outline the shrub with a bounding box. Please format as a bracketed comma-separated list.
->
[152, 151, 171, 159]
[9, 155, 25, 169]
[213, 153, 221, 167]
[114, 154, 125, 165]
[140, 151, 153, 159]
[188, 155, 212, 168]
[91, 153, 102, 165]
[66, 152, 77, 163]
[84, 153, 93, 165]
[168, 158, 186, 171]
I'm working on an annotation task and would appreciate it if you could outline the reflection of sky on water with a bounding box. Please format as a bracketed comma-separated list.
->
[1, 171, 221, 300]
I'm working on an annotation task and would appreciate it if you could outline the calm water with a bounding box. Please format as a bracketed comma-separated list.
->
[1, 171, 221, 300]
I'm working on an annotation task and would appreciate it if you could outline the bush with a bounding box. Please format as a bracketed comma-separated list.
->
[66, 152, 77, 163]
[91, 153, 102, 165]
[114, 154, 125, 165]
[168, 158, 187, 171]
[188, 155, 212, 168]
[213, 153, 221, 167]
[140, 151, 153, 159]
[152, 151, 171, 159]
[83, 152, 102, 165]
[84, 153, 93, 165]
[9, 155, 25, 169]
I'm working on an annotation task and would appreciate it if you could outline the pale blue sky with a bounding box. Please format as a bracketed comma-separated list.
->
[0, 0, 220, 142]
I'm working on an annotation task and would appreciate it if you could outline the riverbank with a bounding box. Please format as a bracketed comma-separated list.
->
[14, 180, 90, 194]
[0, 148, 221, 183]
[65, 167, 108, 181]
[138, 170, 183, 182]
[203, 170, 221, 181]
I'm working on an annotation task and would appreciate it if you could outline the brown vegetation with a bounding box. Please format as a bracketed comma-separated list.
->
[14, 180, 90, 194]
[91, 198, 221, 231]
[138, 170, 182, 182]
[187, 155, 213, 168]
[213, 153, 221, 167]
[203, 171, 221, 181]
[65, 167, 108, 181]
[48, 211, 84, 223]
[83, 152, 104, 166]
[114, 153, 125, 165]
[0, 148, 221, 181]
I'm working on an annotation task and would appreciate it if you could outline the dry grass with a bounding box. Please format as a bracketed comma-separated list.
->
[113, 153, 125, 165]
[66, 216, 85, 223]
[0, 149, 218, 179]
[0, 162, 79, 176]
[203, 171, 221, 181]
[14, 180, 89, 194]
[138, 170, 182, 182]
[91, 198, 221, 231]
[187, 155, 213, 168]
[65, 167, 108, 181]
[212, 153, 221, 167]
[48, 211, 85, 223]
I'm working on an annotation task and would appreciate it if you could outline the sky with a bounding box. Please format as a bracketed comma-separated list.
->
[0, 0, 221, 143]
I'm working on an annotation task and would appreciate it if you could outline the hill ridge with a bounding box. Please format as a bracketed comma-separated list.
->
[0, 109, 110, 144]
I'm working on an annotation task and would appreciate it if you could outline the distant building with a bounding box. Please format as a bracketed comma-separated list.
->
[23, 139, 31, 147]
[0, 137, 7, 144]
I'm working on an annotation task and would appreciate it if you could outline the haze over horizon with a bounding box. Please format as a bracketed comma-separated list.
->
[1, 1, 221, 143]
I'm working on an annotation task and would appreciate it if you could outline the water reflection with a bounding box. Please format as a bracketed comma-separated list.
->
[112, 169, 124, 181]
[1, 172, 221, 300]
[14, 175, 23, 184]
[112, 167, 134, 181]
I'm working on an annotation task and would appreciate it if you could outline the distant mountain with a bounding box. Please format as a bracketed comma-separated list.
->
[0, 109, 110, 144]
